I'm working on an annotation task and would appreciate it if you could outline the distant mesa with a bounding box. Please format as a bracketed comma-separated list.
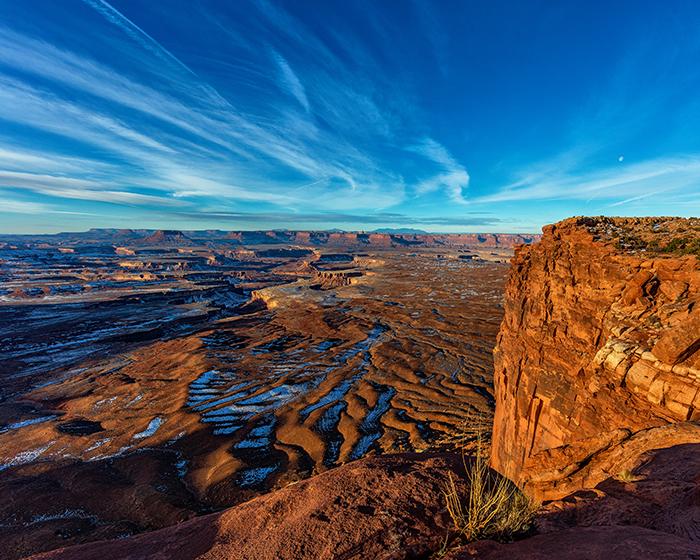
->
[0, 228, 540, 249]
[222, 230, 538, 248]
[371, 227, 428, 234]
[137, 230, 195, 246]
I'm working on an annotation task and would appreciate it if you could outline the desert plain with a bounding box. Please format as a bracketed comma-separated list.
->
[0, 229, 532, 558]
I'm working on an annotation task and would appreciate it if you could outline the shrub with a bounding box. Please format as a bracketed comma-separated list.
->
[436, 408, 492, 452]
[442, 436, 536, 543]
[436, 434, 538, 558]
[615, 469, 639, 483]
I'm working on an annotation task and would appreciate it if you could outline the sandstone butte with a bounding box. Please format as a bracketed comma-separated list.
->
[30, 217, 700, 560]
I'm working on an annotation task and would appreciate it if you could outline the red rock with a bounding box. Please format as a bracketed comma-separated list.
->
[28, 453, 467, 560]
[652, 312, 700, 364]
[491, 216, 700, 500]
[448, 526, 700, 559]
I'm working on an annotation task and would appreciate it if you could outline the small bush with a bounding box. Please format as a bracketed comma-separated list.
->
[615, 469, 639, 483]
[442, 437, 536, 543]
[659, 236, 700, 258]
[641, 234, 700, 258]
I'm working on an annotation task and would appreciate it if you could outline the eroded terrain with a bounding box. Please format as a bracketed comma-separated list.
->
[0, 230, 514, 558]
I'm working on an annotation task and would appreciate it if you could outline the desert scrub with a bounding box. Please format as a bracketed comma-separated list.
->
[658, 235, 700, 258]
[443, 438, 536, 542]
[645, 233, 700, 258]
[434, 431, 536, 558]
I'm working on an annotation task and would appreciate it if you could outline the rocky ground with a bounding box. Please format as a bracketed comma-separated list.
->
[28, 439, 700, 560]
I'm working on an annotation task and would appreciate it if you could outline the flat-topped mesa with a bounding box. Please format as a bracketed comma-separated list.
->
[311, 269, 363, 289]
[0, 228, 541, 250]
[491, 216, 700, 500]
[222, 230, 540, 248]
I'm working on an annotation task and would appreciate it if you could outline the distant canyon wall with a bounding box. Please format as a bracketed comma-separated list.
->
[224, 231, 540, 248]
[0, 229, 540, 249]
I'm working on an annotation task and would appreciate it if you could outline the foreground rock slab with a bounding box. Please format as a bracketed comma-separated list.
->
[451, 526, 700, 559]
[29, 452, 463, 560]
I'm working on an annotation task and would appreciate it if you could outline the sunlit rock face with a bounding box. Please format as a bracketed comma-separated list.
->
[491, 216, 700, 500]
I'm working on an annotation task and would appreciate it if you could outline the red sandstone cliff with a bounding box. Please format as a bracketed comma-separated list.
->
[491, 216, 700, 500]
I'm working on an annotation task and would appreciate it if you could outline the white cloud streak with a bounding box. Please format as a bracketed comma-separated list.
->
[477, 153, 700, 207]
[409, 138, 470, 204]
[272, 51, 310, 112]
[0, 1, 469, 218]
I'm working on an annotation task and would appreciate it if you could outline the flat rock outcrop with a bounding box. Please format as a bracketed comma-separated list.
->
[29, 453, 466, 560]
[311, 269, 363, 289]
[491, 216, 700, 499]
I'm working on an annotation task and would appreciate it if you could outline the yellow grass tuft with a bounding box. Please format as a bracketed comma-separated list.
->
[615, 469, 639, 483]
[442, 435, 536, 542]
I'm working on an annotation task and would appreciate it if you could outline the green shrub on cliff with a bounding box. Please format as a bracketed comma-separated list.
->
[641, 234, 700, 257]
[658, 236, 700, 257]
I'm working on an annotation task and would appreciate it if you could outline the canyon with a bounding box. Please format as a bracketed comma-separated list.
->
[0, 229, 515, 558]
[2, 219, 699, 559]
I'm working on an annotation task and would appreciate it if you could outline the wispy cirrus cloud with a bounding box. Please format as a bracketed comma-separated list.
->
[171, 209, 500, 227]
[477, 152, 700, 209]
[271, 50, 310, 112]
[0, 0, 472, 226]
[2, 0, 699, 232]
[0, 197, 49, 214]
[0, 170, 184, 206]
[409, 138, 470, 204]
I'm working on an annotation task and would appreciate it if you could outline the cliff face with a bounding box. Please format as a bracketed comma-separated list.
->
[491, 217, 700, 499]
[311, 269, 363, 289]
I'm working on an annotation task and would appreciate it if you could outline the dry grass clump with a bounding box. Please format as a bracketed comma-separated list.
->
[435, 408, 493, 452]
[434, 419, 537, 557]
[615, 469, 640, 483]
[442, 436, 536, 543]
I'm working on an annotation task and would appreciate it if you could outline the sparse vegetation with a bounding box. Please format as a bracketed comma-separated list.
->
[581, 217, 700, 258]
[443, 437, 536, 542]
[643, 235, 700, 258]
[435, 408, 493, 452]
[616, 232, 647, 252]
[615, 469, 639, 483]
[434, 427, 537, 557]
[615, 232, 700, 258]
[658, 236, 700, 258]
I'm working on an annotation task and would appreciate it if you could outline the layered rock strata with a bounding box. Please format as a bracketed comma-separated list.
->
[491, 217, 700, 499]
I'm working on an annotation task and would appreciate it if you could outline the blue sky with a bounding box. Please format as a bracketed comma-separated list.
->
[0, 0, 699, 233]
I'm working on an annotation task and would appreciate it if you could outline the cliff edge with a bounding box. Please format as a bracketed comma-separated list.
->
[491, 216, 700, 500]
